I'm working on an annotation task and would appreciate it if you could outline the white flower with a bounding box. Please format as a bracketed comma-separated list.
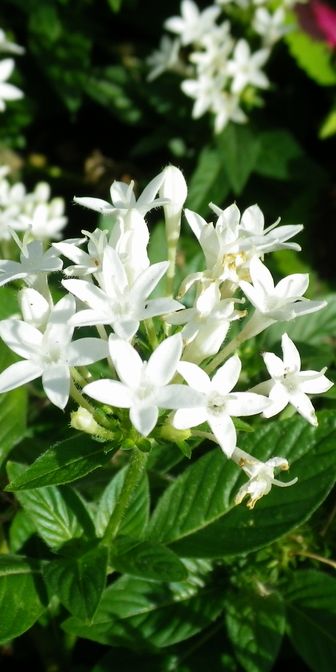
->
[190, 22, 233, 76]
[211, 91, 247, 133]
[239, 257, 326, 338]
[0, 232, 63, 287]
[160, 165, 187, 248]
[252, 333, 333, 426]
[181, 74, 227, 119]
[63, 249, 183, 340]
[165, 0, 220, 46]
[173, 355, 270, 456]
[0, 294, 108, 409]
[0, 58, 23, 112]
[83, 333, 202, 436]
[253, 8, 290, 46]
[232, 446, 298, 509]
[166, 283, 243, 361]
[53, 230, 109, 279]
[147, 36, 181, 81]
[19, 198, 67, 241]
[227, 40, 270, 94]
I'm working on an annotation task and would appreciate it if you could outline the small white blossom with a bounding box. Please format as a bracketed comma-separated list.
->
[173, 355, 270, 456]
[0, 294, 108, 409]
[165, 0, 220, 46]
[252, 333, 333, 426]
[147, 36, 181, 81]
[227, 40, 270, 94]
[83, 333, 202, 436]
[0, 232, 63, 287]
[19, 198, 67, 241]
[232, 446, 298, 509]
[253, 8, 290, 46]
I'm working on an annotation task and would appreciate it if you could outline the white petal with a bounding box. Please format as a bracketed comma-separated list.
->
[281, 333, 301, 372]
[74, 196, 112, 213]
[147, 333, 183, 386]
[42, 364, 70, 409]
[208, 413, 237, 457]
[131, 261, 168, 303]
[288, 389, 317, 426]
[250, 257, 274, 295]
[184, 209, 207, 241]
[177, 361, 211, 393]
[275, 273, 309, 300]
[0, 319, 42, 358]
[108, 336, 143, 388]
[101, 246, 127, 295]
[0, 58, 14, 81]
[130, 404, 158, 436]
[225, 392, 270, 416]
[156, 384, 204, 409]
[212, 355, 241, 394]
[262, 352, 285, 379]
[83, 379, 132, 408]
[0, 360, 42, 392]
[263, 383, 289, 418]
[63, 279, 110, 313]
[141, 298, 184, 319]
[67, 338, 108, 365]
[173, 406, 207, 429]
[296, 371, 333, 394]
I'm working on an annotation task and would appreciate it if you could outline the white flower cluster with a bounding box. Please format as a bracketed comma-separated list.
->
[0, 166, 67, 244]
[0, 27, 24, 112]
[0, 165, 332, 508]
[147, 0, 304, 132]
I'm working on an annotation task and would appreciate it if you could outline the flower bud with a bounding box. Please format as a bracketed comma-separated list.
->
[160, 165, 187, 245]
[71, 407, 100, 435]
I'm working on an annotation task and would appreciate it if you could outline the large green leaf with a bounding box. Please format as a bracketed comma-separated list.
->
[186, 146, 230, 215]
[7, 462, 94, 550]
[216, 124, 260, 195]
[286, 31, 336, 86]
[95, 466, 149, 540]
[255, 129, 304, 181]
[225, 592, 285, 672]
[63, 565, 223, 648]
[44, 544, 108, 621]
[148, 412, 336, 557]
[284, 570, 336, 672]
[6, 435, 117, 490]
[0, 555, 46, 644]
[0, 345, 27, 467]
[110, 537, 188, 582]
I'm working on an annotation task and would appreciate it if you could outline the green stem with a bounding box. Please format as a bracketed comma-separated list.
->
[143, 318, 159, 349]
[103, 447, 148, 544]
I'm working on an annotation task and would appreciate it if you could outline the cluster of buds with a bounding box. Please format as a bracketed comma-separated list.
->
[147, 0, 307, 132]
[0, 164, 332, 508]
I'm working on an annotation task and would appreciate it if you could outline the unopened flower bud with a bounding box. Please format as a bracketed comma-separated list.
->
[160, 165, 187, 245]
[71, 407, 100, 435]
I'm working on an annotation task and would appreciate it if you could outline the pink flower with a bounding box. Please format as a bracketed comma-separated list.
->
[297, 1, 336, 48]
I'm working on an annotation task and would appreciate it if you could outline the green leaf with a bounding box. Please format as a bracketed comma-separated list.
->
[255, 129, 304, 181]
[7, 462, 94, 550]
[225, 592, 285, 672]
[0, 345, 27, 467]
[63, 568, 224, 648]
[0, 555, 46, 644]
[0, 286, 18, 319]
[148, 412, 336, 557]
[6, 435, 117, 490]
[216, 124, 260, 195]
[108, 0, 123, 11]
[320, 107, 336, 139]
[44, 544, 108, 621]
[284, 570, 336, 672]
[110, 537, 188, 582]
[286, 31, 336, 86]
[187, 146, 230, 215]
[95, 466, 149, 539]
[9, 510, 36, 554]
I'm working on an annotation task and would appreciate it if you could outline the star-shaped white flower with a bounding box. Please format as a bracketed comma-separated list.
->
[63, 248, 183, 340]
[147, 36, 181, 81]
[0, 58, 23, 112]
[19, 198, 67, 240]
[227, 40, 270, 94]
[0, 294, 108, 409]
[252, 333, 333, 426]
[165, 0, 220, 46]
[239, 257, 326, 338]
[0, 232, 63, 287]
[173, 355, 270, 456]
[83, 333, 202, 436]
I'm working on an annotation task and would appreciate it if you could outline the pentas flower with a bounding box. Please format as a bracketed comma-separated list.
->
[0, 294, 108, 409]
[252, 333, 333, 426]
[173, 355, 270, 456]
[226, 39, 270, 94]
[83, 333, 202, 436]
[239, 256, 326, 339]
[182, 203, 302, 291]
[63, 248, 183, 340]
[232, 446, 298, 509]
[166, 283, 243, 361]
[19, 198, 67, 241]
[0, 232, 63, 287]
[147, 36, 181, 81]
[165, 0, 221, 46]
